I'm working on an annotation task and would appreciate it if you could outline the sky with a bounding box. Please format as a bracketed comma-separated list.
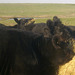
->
[0, 0, 75, 4]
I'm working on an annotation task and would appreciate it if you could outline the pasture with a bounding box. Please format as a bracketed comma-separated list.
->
[0, 3, 75, 75]
[0, 3, 75, 26]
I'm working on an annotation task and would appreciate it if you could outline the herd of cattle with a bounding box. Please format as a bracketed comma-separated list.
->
[0, 16, 75, 75]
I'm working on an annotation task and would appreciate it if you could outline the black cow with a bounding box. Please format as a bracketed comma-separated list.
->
[13, 18, 35, 30]
[0, 26, 75, 75]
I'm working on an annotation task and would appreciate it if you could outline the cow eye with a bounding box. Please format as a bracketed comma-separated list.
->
[66, 41, 69, 44]
[57, 42, 59, 44]
[58, 41, 67, 48]
[56, 41, 60, 45]
[60, 42, 66, 45]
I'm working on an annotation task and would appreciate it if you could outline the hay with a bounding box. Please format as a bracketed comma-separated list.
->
[59, 56, 75, 75]
[59, 39, 75, 75]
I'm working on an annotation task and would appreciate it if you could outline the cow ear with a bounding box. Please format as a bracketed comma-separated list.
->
[14, 18, 20, 24]
[46, 19, 55, 35]
[46, 19, 53, 28]
[52, 34, 61, 49]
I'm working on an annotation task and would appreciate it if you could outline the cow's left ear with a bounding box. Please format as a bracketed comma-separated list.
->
[46, 19, 53, 28]
[14, 18, 20, 24]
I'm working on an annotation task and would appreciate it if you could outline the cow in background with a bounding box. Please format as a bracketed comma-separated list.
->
[13, 18, 35, 30]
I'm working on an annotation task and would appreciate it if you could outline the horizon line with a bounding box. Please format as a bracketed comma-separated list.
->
[0, 2, 75, 4]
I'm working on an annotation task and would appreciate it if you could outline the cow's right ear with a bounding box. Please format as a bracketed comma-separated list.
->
[14, 18, 20, 24]
[52, 34, 62, 49]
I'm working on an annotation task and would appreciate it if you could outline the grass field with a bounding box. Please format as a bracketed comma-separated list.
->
[0, 3, 75, 18]
[0, 3, 75, 26]
[0, 3, 75, 75]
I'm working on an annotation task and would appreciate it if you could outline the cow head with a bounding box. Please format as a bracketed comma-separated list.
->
[42, 26, 75, 66]
[51, 28, 75, 65]
[14, 18, 35, 29]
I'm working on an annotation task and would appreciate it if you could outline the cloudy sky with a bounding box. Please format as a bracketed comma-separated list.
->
[0, 0, 75, 3]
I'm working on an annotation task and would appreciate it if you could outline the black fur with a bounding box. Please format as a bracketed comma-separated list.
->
[0, 26, 74, 75]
